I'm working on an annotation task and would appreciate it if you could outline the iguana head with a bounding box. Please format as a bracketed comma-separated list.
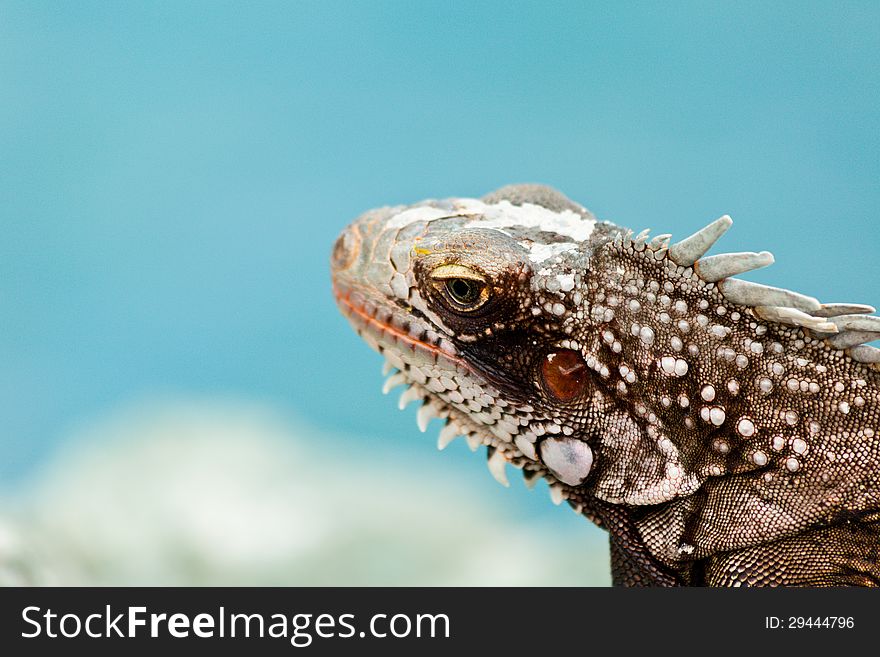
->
[332, 184, 880, 567]
[331, 186, 620, 499]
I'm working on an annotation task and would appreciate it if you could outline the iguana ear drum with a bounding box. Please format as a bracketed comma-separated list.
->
[540, 350, 589, 402]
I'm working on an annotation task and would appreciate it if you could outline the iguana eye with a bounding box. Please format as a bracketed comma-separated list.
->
[430, 264, 490, 312]
[445, 278, 484, 306]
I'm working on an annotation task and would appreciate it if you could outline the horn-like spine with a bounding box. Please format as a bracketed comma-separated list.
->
[668, 215, 733, 266]
[694, 251, 774, 282]
[827, 330, 880, 350]
[829, 315, 880, 333]
[849, 345, 880, 364]
[753, 306, 839, 333]
[813, 303, 876, 318]
[718, 279, 821, 313]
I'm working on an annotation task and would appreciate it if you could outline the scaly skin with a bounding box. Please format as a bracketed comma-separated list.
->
[330, 184, 880, 586]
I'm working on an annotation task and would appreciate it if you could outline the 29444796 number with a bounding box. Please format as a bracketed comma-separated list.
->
[765, 617, 854, 629]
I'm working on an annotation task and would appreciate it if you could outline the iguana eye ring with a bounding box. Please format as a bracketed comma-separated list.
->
[430, 264, 490, 312]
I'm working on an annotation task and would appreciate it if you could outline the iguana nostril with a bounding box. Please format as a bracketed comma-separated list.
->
[331, 228, 359, 273]
[541, 350, 589, 402]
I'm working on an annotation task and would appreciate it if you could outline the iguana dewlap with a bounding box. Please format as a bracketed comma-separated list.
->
[331, 184, 880, 586]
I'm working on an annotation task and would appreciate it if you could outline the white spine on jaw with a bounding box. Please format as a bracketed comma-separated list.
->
[539, 437, 594, 486]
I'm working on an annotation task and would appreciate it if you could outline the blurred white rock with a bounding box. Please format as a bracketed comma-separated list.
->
[0, 401, 609, 586]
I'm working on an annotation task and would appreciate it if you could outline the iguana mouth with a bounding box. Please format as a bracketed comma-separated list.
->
[332, 281, 465, 370]
[333, 279, 545, 487]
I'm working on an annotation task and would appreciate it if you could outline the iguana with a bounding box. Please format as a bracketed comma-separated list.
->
[330, 184, 880, 586]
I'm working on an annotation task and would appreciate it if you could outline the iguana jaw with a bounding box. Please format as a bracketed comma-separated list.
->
[334, 277, 554, 487]
[329, 208, 578, 500]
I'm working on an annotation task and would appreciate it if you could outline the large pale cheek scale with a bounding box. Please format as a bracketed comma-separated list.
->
[539, 437, 593, 486]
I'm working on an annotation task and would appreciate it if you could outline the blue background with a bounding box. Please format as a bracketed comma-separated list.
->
[1, 1, 877, 526]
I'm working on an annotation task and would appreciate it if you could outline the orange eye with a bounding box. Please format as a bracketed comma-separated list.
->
[541, 350, 588, 402]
